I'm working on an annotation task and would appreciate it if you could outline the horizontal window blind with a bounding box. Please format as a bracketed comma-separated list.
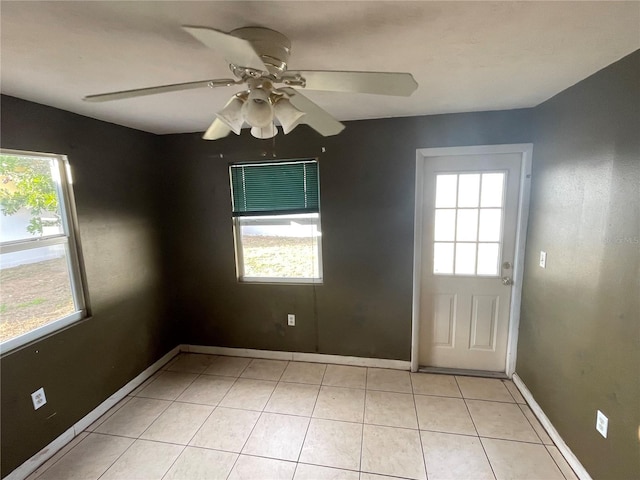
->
[231, 160, 319, 216]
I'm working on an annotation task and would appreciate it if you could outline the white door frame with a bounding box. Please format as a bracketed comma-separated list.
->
[411, 144, 533, 376]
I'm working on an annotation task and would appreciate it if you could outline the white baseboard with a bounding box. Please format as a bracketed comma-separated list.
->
[6, 346, 180, 480]
[183, 345, 411, 370]
[512, 373, 592, 480]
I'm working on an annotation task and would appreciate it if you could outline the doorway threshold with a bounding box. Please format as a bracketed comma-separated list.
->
[418, 366, 509, 379]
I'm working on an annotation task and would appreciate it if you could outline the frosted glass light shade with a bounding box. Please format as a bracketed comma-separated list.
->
[216, 97, 245, 135]
[242, 88, 274, 128]
[274, 98, 305, 134]
[251, 123, 278, 139]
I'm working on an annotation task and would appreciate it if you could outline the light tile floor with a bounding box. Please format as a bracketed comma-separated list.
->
[28, 354, 579, 480]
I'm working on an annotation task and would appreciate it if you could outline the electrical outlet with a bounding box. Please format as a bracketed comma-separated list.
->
[31, 387, 47, 410]
[539, 251, 547, 268]
[596, 410, 608, 438]
[287, 314, 295, 326]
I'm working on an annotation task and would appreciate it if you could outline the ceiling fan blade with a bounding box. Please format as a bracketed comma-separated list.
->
[290, 71, 418, 97]
[203, 118, 232, 140]
[83, 79, 236, 102]
[279, 87, 345, 137]
[182, 26, 267, 71]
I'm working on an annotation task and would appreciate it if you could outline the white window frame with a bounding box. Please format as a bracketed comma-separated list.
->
[0, 149, 87, 354]
[229, 159, 323, 284]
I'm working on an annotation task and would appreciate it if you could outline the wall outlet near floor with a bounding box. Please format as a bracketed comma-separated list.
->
[31, 387, 47, 410]
[539, 251, 547, 268]
[596, 410, 608, 438]
[287, 314, 295, 326]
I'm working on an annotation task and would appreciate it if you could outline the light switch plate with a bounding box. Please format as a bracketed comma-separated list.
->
[539, 251, 547, 268]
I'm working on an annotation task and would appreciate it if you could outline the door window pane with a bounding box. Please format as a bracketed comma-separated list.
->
[477, 243, 500, 275]
[456, 209, 478, 241]
[455, 243, 476, 275]
[480, 173, 505, 207]
[435, 175, 457, 208]
[457, 174, 480, 207]
[478, 209, 502, 242]
[432, 171, 506, 276]
[434, 209, 456, 241]
[433, 242, 454, 274]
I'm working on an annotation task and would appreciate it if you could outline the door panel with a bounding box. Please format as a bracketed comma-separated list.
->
[433, 294, 456, 347]
[418, 153, 521, 372]
[469, 295, 498, 350]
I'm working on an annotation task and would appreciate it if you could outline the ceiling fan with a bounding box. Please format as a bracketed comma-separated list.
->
[84, 26, 418, 140]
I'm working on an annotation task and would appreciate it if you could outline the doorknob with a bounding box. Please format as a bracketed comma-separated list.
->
[502, 276, 513, 286]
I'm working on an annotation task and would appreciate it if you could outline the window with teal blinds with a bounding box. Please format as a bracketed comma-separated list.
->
[230, 160, 319, 216]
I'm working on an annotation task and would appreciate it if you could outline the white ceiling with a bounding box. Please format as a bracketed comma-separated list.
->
[1, 1, 638, 135]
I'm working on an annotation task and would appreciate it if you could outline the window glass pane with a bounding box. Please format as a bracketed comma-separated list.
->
[433, 242, 454, 274]
[477, 243, 500, 275]
[478, 209, 502, 242]
[480, 173, 505, 207]
[434, 209, 456, 241]
[456, 209, 478, 241]
[0, 244, 75, 343]
[457, 174, 480, 207]
[0, 155, 64, 242]
[435, 174, 457, 208]
[238, 213, 321, 279]
[455, 243, 476, 275]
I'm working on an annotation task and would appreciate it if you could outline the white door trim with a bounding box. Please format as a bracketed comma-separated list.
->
[411, 144, 533, 375]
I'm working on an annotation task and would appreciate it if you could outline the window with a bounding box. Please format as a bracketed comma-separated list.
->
[0, 150, 86, 352]
[230, 159, 322, 283]
[433, 172, 505, 276]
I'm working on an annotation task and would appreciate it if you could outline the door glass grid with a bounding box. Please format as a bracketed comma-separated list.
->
[433, 172, 505, 275]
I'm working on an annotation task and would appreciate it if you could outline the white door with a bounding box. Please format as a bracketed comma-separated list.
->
[417, 152, 522, 372]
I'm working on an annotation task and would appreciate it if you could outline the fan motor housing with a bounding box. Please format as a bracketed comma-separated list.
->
[230, 27, 291, 75]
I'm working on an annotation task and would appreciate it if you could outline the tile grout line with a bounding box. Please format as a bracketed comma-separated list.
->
[93, 384, 177, 479]
[226, 358, 290, 474]
[160, 354, 241, 479]
[293, 362, 328, 476]
[107, 353, 204, 480]
[360, 367, 369, 474]
[219, 357, 262, 479]
[544, 445, 575, 480]
[94, 433, 141, 480]
[457, 376, 498, 480]
[29, 433, 90, 480]
[85, 395, 133, 433]
[517, 402, 551, 446]
[502, 378, 519, 403]
[157, 356, 218, 480]
[410, 373, 430, 480]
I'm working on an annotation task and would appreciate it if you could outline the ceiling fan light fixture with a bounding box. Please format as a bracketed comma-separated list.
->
[242, 87, 274, 128]
[216, 96, 245, 135]
[250, 123, 278, 139]
[274, 98, 305, 134]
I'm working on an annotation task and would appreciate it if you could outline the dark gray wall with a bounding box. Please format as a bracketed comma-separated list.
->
[0, 96, 176, 477]
[159, 109, 533, 360]
[518, 50, 640, 479]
